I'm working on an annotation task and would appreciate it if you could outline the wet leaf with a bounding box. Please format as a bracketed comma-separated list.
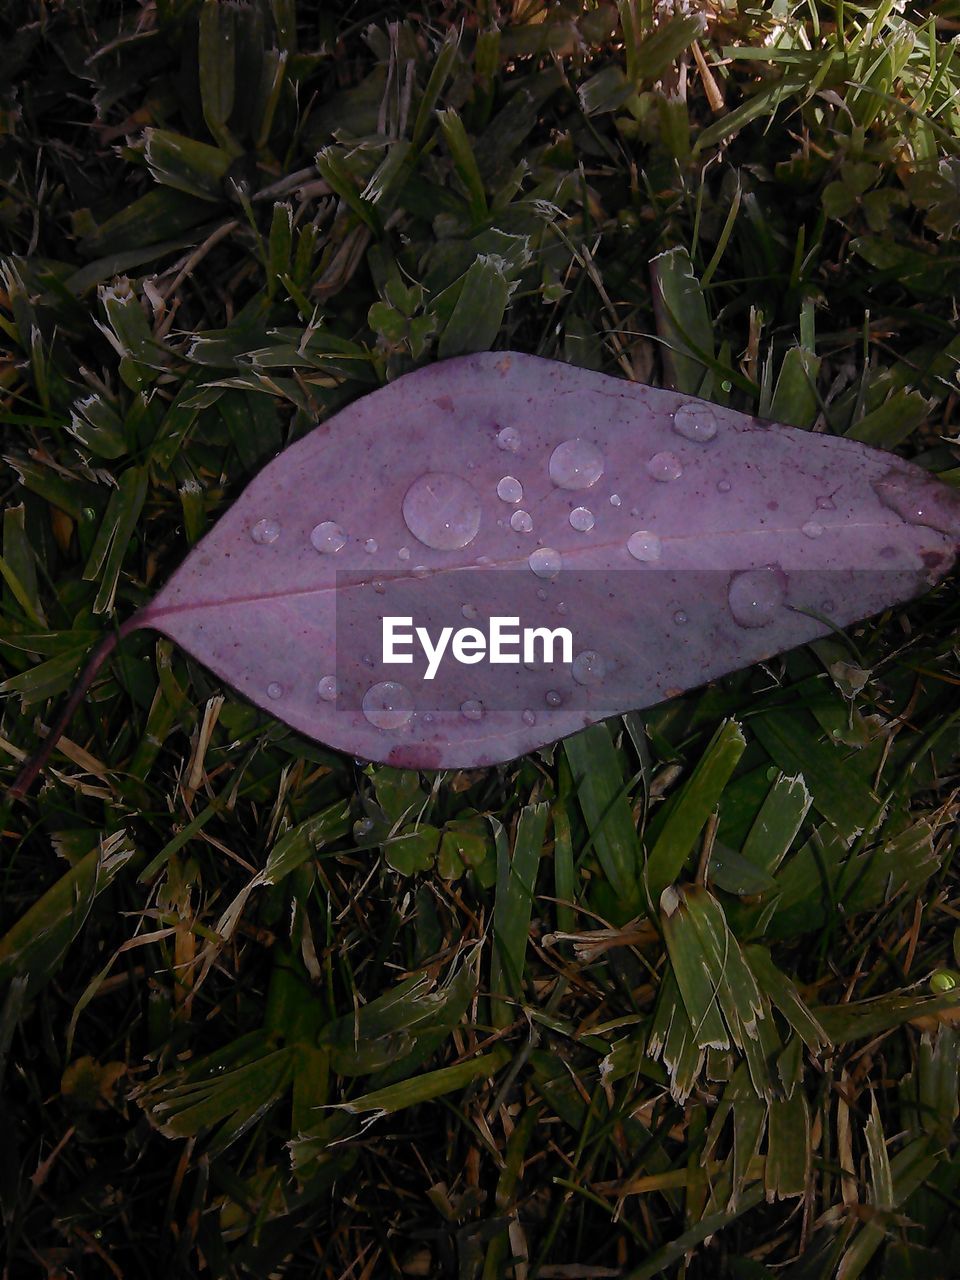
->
[12, 352, 960, 792]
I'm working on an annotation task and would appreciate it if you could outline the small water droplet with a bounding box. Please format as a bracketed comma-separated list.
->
[545, 690, 563, 707]
[816, 496, 836, 511]
[460, 699, 483, 721]
[673, 610, 688, 625]
[522, 709, 536, 726]
[801, 520, 824, 539]
[354, 817, 375, 837]
[556, 601, 568, 615]
[536, 588, 548, 601]
[413, 564, 429, 578]
[398, 547, 411, 561]
[364, 538, 378, 554]
[572, 650, 605, 685]
[251, 518, 281, 545]
[529, 547, 562, 578]
[497, 426, 521, 452]
[310, 521, 346, 554]
[314, 675, 337, 703]
[721, 379, 732, 393]
[569, 506, 595, 532]
[511, 509, 534, 533]
[717, 479, 732, 494]
[461, 602, 479, 620]
[402, 471, 482, 550]
[267, 681, 283, 699]
[673, 402, 718, 443]
[549, 438, 604, 490]
[362, 681, 414, 730]
[362, 653, 375, 668]
[646, 451, 683, 483]
[609, 493, 622, 507]
[497, 475, 523, 503]
[627, 530, 661, 562]
[727, 568, 785, 629]
[373, 580, 385, 594]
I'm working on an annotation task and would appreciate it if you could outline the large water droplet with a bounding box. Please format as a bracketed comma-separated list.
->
[529, 547, 562, 578]
[545, 690, 563, 707]
[267, 681, 283, 699]
[250, 518, 280, 545]
[317, 675, 337, 702]
[363, 538, 378, 554]
[497, 475, 523, 504]
[627, 530, 661, 562]
[646, 452, 683, 483]
[727, 568, 785, 629]
[362, 681, 414, 730]
[511, 509, 534, 533]
[549, 438, 604, 490]
[801, 520, 824, 539]
[673, 402, 718, 443]
[569, 506, 595, 532]
[460, 699, 484, 721]
[572, 650, 605, 685]
[522, 709, 536, 726]
[497, 426, 521, 452]
[310, 521, 346, 554]
[402, 471, 482, 550]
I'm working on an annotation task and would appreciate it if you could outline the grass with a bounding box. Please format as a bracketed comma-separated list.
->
[2, 0, 960, 1275]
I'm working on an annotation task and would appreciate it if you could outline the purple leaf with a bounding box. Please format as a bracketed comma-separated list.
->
[12, 351, 960, 789]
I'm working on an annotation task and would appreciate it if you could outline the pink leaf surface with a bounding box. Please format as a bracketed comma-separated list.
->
[13, 351, 960, 786]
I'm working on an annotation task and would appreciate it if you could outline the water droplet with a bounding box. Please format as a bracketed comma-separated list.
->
[398, 547, 411, 561]
[522, 709, 536, 726]
[362, 653, 375, 668]
[556, 601, 568, 615]
[727, 568, 785, 629]
[460, 699, 483, 721]
[251, 518, 281, 545]
[267, 681, 283, 699]
[627, 530, 661, 562]
[364, 538, 378, 554]
[646, 452, 683, 483]
[529, 547, 562, 578]
[721, 379, 732, 393]
[497, 475, 523, 503]
[317, 676, 337, 701]
[354, 817, 374, 837]
[801, 520, 824, 539]
[372, 580, 385, 594]
[402, 471, 482, 550]
[545, 690, 563, 707]
[362, 681, 414, 730]
[816, 496, 836, 511]
[609, 493, 622, 507]
[569, 506, 595, 532]
[673, 610, 688, 625]
[549, 438, 604, 490]
[413, 564, 429, 578]
[673, 402, 718, 443]
[310, 521, 346, 554]
[461, 602, 479, 620]
[497, 426, 521, 452]
[511, 509, 534, 533]
[572, 650, 605, 685]
[717, 479, 732, 494]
